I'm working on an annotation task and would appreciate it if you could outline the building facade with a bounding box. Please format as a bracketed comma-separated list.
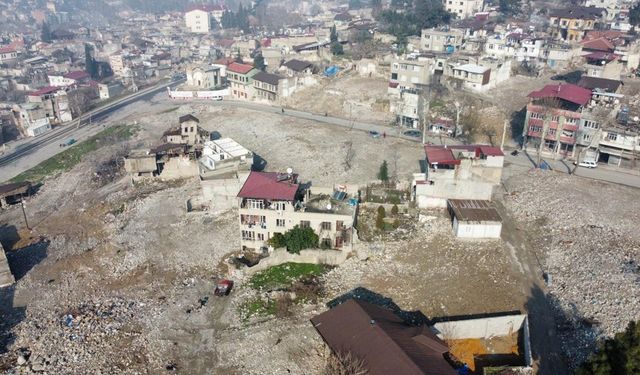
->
[237, 171, 357, 252]
[442, 0, 483, 19]
[227, 62, 258, 100]
[548, 7, 606, 42]
[185, 8, 211, 33]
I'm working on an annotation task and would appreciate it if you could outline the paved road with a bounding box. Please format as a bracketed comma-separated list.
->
[504, 150, 640, 188]
[0, 79, 184, 182]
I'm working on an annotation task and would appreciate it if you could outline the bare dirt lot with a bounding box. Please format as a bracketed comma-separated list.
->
[0, 95, 638, 374]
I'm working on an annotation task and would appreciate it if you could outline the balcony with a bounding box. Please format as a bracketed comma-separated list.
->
[559, 136, 576, 145]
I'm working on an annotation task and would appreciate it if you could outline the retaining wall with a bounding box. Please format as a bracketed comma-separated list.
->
[244, 248, 349, 275]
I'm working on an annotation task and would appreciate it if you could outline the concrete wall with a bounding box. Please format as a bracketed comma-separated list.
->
[0, 242, 15, 287]
[244, 247, 349, 275]
[159, 157, 198, 180]
[415, 180, 495, 208]
[432, 314, 532, 367]
[200, 173, 249, 211]
[453, 217, 502, 239]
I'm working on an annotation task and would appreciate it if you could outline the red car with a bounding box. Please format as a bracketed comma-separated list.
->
[214, 279, 234, 296]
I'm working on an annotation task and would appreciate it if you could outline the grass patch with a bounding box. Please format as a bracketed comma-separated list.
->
[10, 124, 138, 184]
[241, 297, 277, 319]
[248, 263, 328, 290]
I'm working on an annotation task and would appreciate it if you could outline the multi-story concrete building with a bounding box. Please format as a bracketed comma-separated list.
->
[0, 46, 18, 63]
[109, 54, 126, 77]
[393, 89, 424, 128]
[227, 62, 258, 100]
[442, 0, 483, 19]
[548, 7, 606, 43]
[412, 144, 504, 208]
[445, 59, 512, 92]
[252, 71, 296, 102]
[420, 27, 464, 53]
[47, 71, 90, 87]
[522, 83, 593, 159]
[163, 114, 209, 147]
[25, 86, 73, 124]
[237, 171, 357, 252]
[185, 6, 212, 33]
[388, 58, 436, 96]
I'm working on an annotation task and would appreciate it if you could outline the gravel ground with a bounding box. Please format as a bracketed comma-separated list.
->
[502, 169, 640, 369]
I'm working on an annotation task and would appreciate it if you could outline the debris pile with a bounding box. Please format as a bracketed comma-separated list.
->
[504, 171, 640, 368]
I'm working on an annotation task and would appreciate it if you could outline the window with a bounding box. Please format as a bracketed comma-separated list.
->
[607, 132, 618, 141]
[300, 220, 310, 228]
[276, 219, 285, 227]
[529, 125, 542, 133]
[583, 120, 598, 129]
[551, 115, 559, 122]
[321, 238, 332, 247]
[548, 129, 556, 136]
[241, 230, 255, 240]
[247, 199, 264, 209]
[335, 237, 344, 248]
[321, 222, 331, 230]
[336, 221, 345, 231]
[273, 201, 287, 210]
[257, 233, 264, 241]
[530, 112, 543, 119]
[565, 117, 578, 124]
[583, 133, 592, 142]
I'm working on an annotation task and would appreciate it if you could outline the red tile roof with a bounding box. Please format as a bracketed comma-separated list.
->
[227, 62, 255, 74]
[425, 145, 504, 165]
[29, 86, 61, 96]
[237, 171, 299, 201]
[0, 46, 16, 54]
[581, 37, 614, 52]
[527, 83, 592, 106]
[63, 70, 89, 80]
[214, 57, 235, 66]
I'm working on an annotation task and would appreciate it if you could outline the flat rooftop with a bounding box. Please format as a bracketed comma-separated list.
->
[210, 138, 250, 158]
[448, 199, 502, 223]
[304, 190, 357, 216]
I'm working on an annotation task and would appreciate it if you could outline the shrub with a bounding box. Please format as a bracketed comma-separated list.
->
[391, 204, 399, 216]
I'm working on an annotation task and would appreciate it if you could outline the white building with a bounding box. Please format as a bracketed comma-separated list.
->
[442, 0, 483, 19]
[0, 46, 18, 63]
[186, 65, 222, 89]
[185, 7, 211, 33]
[199, 138, 254, 179]
[447, 199, 502, 239]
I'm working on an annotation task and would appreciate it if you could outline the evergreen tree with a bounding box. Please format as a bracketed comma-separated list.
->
[378, 160, 389, 182]
[330, 25, 338, 43]
[630, 3, 640, 26]
[331, 41, 344, 55]
[234, 49, 243, 63]
[84, 44, 98, 79]
[577, 321, 640, 375]
[253, 53, 266, 71]
[41, 22, 52, 43]
[375, 206, 386, 230]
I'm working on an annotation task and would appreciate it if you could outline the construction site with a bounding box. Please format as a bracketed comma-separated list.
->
[0, 91, 638, 374]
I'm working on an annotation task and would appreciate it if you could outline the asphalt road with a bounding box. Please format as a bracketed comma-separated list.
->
[0, 79, 184, 182]
[2, 93, 640, 189]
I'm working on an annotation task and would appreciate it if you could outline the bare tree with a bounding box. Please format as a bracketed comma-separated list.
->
[343, 141, 355, 171]
[68, 87, 95, 118]
[323, 351, 368, 375]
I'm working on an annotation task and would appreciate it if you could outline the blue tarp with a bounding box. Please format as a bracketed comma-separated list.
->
[324, 65, 339, 77]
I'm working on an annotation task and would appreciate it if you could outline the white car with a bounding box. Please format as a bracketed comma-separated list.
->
[576, 160, 598, 168]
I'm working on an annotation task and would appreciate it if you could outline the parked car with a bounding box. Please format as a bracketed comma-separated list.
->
[60, 138, 76, 147]
[369, 130, 380, 138]
[403, 130, 422, 138]
[214, 279, 234, 296]
[575, 160, 598, 168]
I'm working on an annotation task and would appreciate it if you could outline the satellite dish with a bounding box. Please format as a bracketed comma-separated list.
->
[634, 116, 639, 122]
[326, 203, 332, 210]
[286, 167, 293, 175]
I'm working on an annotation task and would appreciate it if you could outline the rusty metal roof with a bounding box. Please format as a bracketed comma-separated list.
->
[448, 199, 502, 223]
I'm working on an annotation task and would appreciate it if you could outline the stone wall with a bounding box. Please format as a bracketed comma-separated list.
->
[244, 248, 349, 276]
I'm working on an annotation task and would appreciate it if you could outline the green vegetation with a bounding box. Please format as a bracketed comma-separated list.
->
[330, 25, 344, 56]
[577, 321, 640, 375]
[10, 124, 138, 184]
[376, 206, 386, 230]
[241, 297, 277, 319]
[267, 225, 319, 254]
[379, 0, 451, 46]
[499, 0, 522, 16]
[377, 160, 389, 183]
[253, 53, 266, 71]
[248, 263, 327, 290]
[391, 204, 399, 216]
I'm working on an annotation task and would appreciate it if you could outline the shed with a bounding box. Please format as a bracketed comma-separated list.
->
[0, 181, 32, 208]
[447, 199, 502, 239]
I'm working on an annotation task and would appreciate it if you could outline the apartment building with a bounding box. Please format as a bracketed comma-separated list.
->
[522, 83, 593, 159]
[185, 6, 216, 33]
[420, 27, 464, 53]
[25, 86, 73, 124]
[393, 89, 424, 128]
[412, 145, 504, 208]
[48, 70, 90, 87]
[445, 59, 512, 92]
[237, 171, 357, 252]
[548, 7, 606, 42]
[442, 0, 483, 19]
[227, 62, 258, 100]
[253, 71, 289, 102]
[388, 58, 436, 96]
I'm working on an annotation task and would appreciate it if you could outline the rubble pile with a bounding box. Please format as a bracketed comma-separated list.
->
[7, 297, 157, 373]
[504, 171, 640, 368]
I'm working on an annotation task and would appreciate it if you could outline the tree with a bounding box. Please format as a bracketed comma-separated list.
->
[268, 225, 319, 254]
[41, 22, 52, 43]
[253, 53, 266, 71]
[343, 141, 355, 171]
[499, 0, 522, 16]
[375, 206, 386, 230]
[235, 49, 243, 63]
[331, 41, 344, 56]
[378, 160, 389, 182]
[84, 44, 98, 79]
[577, 321, 640, 375]
[391, 204, 399, 216]
[630, 3, 640, 26]
[330, 25, 338, 43]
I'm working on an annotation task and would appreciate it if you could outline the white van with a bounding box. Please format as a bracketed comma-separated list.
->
[577, 160, 598, 168]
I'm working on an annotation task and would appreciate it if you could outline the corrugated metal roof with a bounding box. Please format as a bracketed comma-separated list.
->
[448, 199, 502, 223]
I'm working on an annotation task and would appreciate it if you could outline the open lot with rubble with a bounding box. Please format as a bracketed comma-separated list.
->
[0, 96, 638, 374]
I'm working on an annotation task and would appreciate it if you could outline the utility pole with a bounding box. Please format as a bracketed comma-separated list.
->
[500, 119, 508, 151]
[21, 200, 30, 230]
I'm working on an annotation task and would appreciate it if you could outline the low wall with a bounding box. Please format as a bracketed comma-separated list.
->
[244, 248, 349, 275]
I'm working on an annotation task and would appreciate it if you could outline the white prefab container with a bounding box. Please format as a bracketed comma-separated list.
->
[448, 199, 502, 239]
